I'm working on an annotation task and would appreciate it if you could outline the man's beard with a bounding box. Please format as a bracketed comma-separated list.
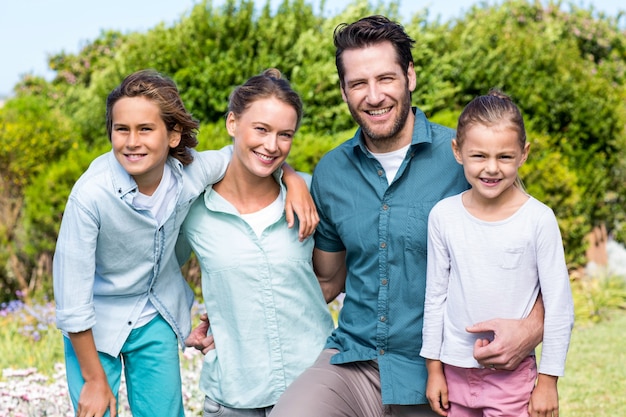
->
[348, 92, 412, 149]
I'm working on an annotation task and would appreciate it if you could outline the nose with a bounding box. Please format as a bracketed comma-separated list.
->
[365, 83, 384, 106]
[264, 133, 278, 153]
[126, 129, 139, 148]
[485, 157, 499, 174]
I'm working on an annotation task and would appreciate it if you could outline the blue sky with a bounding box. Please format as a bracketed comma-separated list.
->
[0, 0, 622, 97]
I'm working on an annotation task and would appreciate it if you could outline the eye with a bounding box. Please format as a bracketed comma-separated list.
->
[114, 126, 129, 132]
[279, 132, 294, 139]
[255, 126, 268, 133]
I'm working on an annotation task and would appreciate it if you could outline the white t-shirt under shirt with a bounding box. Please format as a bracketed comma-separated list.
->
[420, 192, 574, 377]
[241, 189, 284, 238]
[369, 144, 410, 184]
[132, 164, 178, 328]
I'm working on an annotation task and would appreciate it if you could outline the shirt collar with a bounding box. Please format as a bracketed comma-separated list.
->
[107, 151, 184, 199]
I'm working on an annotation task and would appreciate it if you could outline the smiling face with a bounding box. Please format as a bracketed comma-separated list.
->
[453, 122, 529, 206]
[226, 96, 297, 181]
[110, 96, 180, 195]
[340, 41, 416, 153]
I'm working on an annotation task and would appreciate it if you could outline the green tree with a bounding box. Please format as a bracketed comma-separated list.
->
[0, 95, 77, 300]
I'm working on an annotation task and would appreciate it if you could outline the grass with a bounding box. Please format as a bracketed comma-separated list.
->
[559, 308, 626, 416]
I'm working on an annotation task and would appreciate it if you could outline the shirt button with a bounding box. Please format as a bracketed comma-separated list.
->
[377, 169, 384, 177]
[381, 279, 388, 285]
[380, 242, 387, 249]
[382, 204, 389, 210]
[380, 316, 386, 322]
[379, 349, 385, 355]
[127, 321, 132, 326]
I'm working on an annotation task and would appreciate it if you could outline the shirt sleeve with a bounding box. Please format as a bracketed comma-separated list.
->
[53, 195, 99, 333]
[535, 208, 575, 376]
[420, 205, 449, 360]
[194, 145, 233, 187]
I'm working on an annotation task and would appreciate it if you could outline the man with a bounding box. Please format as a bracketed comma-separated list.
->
[269, 15, 543, 417]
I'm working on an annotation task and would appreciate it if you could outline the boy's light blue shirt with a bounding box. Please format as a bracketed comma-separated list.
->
[53, 147, 231, 357]
[178, 171, 334, 408]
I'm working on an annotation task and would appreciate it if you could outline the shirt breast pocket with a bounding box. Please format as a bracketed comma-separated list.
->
[500, 247, 525, 269]
[406, 202, 437, 253]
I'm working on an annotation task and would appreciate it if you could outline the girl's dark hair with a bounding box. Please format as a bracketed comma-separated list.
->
[106, 69, 199, 165]
[333, 15, 415, 87]
[228, 68, 303, 130]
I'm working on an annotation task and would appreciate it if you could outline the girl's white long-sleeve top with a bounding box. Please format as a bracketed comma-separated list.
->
[420, 193, 574, 377]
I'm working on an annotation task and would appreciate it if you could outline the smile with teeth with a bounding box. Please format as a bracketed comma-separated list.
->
[254, 151, 276, 162]
[481, 178, 501, 184]
[366, 107, 391, 116]
[125, 153, 146, 161]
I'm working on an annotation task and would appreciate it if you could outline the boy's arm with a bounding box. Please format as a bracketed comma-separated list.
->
[68, 330, 117, 417]
[281, 163, 319, 241]
[528, 374, 559, 416]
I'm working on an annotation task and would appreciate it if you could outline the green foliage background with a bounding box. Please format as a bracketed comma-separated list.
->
[1, 0, 625, 301]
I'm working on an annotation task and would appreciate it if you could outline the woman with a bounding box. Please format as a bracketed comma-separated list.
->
[177, 68, 334, 417]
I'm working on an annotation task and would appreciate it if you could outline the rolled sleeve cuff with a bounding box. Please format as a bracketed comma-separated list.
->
[55, 304, 96, 333]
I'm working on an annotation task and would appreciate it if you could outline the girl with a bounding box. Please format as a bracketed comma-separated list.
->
[177, 68, 334, 417]
[420, 89, 574, 417]
[53, 69, 317, 417]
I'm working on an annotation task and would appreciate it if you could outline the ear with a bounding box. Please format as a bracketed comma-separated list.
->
[407, 62, 417, 92]
[340, 85, 348, 103]
[168, 126, 182, 148]
[519, 142, 531, 166]
[451, 139, 463, 165]
[226, 112, 237, 137]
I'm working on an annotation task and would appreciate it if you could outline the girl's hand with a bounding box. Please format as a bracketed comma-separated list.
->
[425, 359, 450, 416]
[528, 374, 559, 417]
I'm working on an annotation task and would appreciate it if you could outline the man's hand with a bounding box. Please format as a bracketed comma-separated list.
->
[185, 313, 215, 355]
[467, 316, 543, 370]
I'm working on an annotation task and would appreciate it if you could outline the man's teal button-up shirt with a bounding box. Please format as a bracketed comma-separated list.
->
[311, 107, 469, 405]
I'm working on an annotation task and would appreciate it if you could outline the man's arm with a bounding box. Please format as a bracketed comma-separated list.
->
[467, 293, 544, 370]
[313, 248, 347, 303]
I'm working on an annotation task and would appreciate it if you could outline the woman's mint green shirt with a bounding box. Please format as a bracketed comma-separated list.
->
[178, 172, 334, 408]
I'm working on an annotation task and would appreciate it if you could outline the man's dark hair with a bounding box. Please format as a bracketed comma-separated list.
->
[333, 15, 415, 87]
